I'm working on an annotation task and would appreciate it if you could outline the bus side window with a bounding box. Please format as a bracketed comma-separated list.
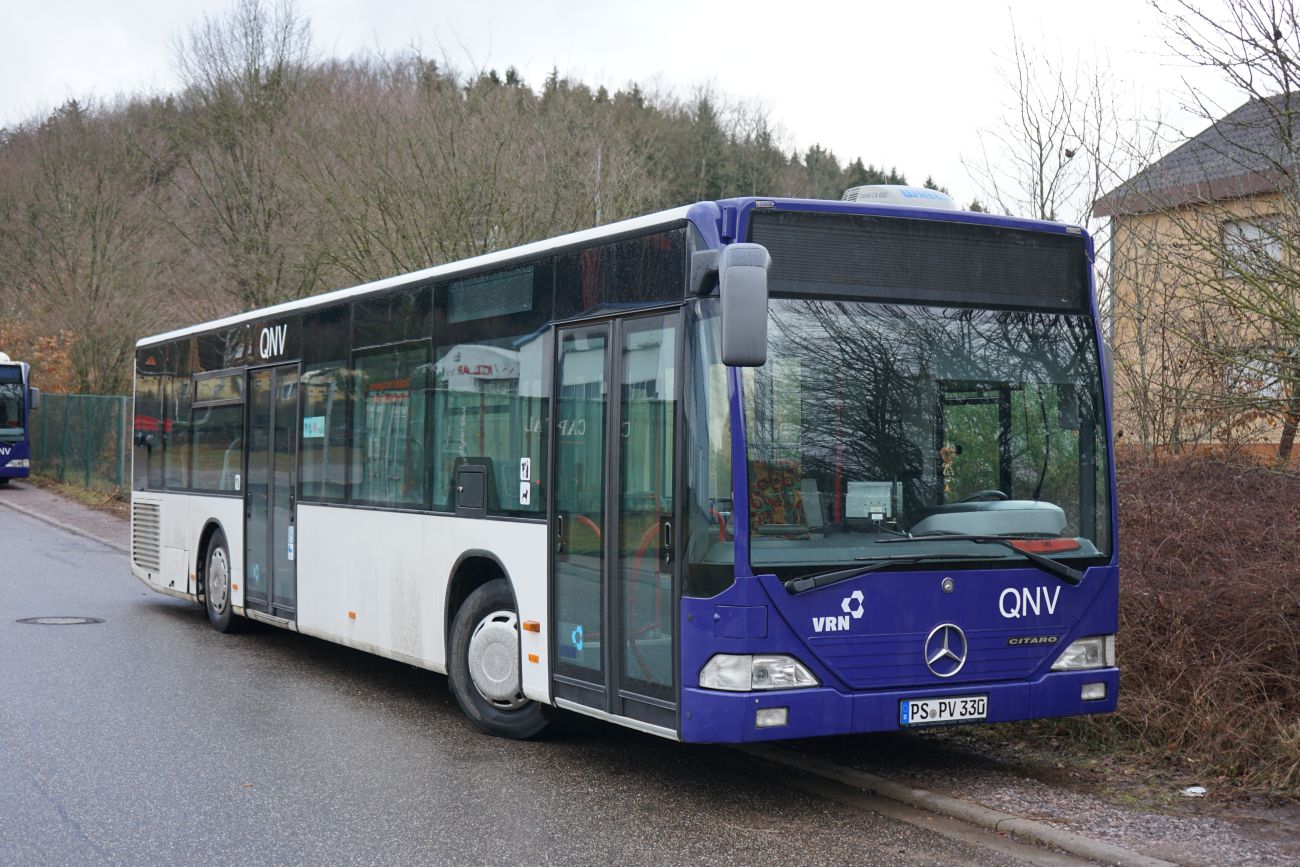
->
[351, 342, 431, 509]
[134, 349, 163, 491]
[432, 264, 552, 518]
[301, 304, 352, 503]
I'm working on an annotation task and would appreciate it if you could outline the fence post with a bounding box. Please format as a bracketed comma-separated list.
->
[83, 396, 92, 488]
[116, 396, 126, 491]
[58, 396, 69, 482]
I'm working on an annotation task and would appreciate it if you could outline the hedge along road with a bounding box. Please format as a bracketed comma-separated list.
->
[0, 506, 1077, 867]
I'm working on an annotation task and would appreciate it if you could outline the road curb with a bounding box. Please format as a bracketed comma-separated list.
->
[741, 744, 1178, 867]
[0, 494, 129, 554]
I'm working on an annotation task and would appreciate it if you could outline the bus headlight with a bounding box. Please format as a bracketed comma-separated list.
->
[1051, 635, 1115, 671]
[699, 654, 819, 691]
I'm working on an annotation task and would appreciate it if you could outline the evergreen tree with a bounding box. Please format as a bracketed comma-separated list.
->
[841, 158, 908, 189]
[922, 175, 949, 193]
[802, 144, 842, 199]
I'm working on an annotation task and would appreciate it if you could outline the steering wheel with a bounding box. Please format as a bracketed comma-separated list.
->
[957, 489, 1009, 503]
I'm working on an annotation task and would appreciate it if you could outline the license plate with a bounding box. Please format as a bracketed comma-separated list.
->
[899, 695, 988, 726]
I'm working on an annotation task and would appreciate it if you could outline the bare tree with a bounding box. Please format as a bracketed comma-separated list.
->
[965, 21, 1134, 226]
[966, 19, 1182, 455]
[1129, 0, 1300, 459]
[165, 0, 322, 310]
[0, 101, 165, 393]
[291, 57, 666, 282]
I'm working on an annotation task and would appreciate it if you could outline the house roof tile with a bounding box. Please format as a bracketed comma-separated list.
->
[1093, 93, 1300, 217]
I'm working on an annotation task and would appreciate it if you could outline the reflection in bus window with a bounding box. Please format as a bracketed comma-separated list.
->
[0, 367, 23, 439]
[191, 404, 244, 492]
[432, 333, 546, 516]
[353, 343, 430, 509]
[742, 301, 1110, 578]
[683, 302, 734, 597]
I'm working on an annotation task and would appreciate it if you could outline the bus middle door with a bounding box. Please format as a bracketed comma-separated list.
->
[244, 363, 300, 621]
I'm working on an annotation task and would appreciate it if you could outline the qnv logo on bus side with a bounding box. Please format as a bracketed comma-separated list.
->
[258, 324, 288, 360]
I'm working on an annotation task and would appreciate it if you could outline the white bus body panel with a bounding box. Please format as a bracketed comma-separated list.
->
[133, 495, 551, 702]
[295, 506, 550, 701]
[130, 491, 245, 608]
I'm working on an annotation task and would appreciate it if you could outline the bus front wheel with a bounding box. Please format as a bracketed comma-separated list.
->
[449, 578, 548, 739]
[203, 530, 239, 633]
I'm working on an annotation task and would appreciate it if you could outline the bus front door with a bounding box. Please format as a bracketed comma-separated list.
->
[244, 363, 300, 620]
[550, 314, 680, 733]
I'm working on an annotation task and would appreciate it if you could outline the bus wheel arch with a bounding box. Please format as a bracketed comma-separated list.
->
[444, 551, 514, 653]
[445, 553, 548, 738]
[196, 520, 238, 633]
[195, 520, 227, 602]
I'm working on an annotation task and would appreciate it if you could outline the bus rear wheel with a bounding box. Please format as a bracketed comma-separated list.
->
[203, 530, 239, 633]
[449, 578, 548, 739]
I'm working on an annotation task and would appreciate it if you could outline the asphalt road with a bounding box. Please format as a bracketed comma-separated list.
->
[0, 508, 1031, 866]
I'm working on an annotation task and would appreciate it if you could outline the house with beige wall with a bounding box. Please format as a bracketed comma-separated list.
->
[1093, 94, 1299, 460]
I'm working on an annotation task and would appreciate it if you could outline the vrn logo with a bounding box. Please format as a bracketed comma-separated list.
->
[258, 324, 288, 359]
[0, 446, 10, 455]
[813, 590, 865, 633]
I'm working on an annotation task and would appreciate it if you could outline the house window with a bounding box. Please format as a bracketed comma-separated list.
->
[1222, 353, 1284, 403]
[1221, 218, 1282, 275]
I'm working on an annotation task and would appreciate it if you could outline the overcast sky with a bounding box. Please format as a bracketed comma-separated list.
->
[3, 0, 1244, 207]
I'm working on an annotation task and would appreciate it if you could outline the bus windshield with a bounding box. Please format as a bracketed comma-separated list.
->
[743, 299, 1110, 577]
[0, 366, 24, 441]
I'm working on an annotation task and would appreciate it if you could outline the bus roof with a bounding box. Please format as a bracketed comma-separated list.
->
[138, 205, 694, 347]
[138, 196, 1088, 348]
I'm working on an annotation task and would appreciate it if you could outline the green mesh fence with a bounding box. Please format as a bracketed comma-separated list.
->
[28, 393, 131, 494]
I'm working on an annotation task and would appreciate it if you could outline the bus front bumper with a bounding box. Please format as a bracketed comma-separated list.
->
[678, 668, 1119, 743]
[0, 458, 30, 478]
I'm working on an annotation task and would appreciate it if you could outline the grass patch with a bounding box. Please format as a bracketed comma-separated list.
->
[27, 473, 129, 519]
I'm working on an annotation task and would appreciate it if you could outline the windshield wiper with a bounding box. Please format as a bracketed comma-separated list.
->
[877, 534, 1085, 586]
[784, 553, 986, 595]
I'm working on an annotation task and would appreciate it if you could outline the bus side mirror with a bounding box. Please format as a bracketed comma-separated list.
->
[29, 387, 40, 411]
[719, 243, 770, 367]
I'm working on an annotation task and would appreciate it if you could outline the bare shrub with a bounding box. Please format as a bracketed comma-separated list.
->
[1037, 452, 1300, 794]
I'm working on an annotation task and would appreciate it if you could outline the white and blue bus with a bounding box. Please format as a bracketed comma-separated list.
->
[130, 188, 1118, 742]
[0, 354, 39, 485]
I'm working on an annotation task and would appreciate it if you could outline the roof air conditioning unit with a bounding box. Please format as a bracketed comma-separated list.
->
[841, 184, 959, 210]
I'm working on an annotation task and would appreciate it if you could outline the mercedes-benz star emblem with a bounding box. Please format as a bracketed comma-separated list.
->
[924, 623, 968, 678]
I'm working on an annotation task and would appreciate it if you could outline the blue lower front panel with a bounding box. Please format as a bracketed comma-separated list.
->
[679, 668, 1119, 743]
[1, 441, 30, 479]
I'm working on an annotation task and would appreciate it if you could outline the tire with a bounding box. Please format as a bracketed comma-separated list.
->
[0, 477, 10, 486]
[202, 529, 239, 633]
[448, 578, 548, 738]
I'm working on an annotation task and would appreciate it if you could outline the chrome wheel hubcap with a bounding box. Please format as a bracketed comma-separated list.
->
[208, 548, 230, 613]
[467, 610, 527, 710]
